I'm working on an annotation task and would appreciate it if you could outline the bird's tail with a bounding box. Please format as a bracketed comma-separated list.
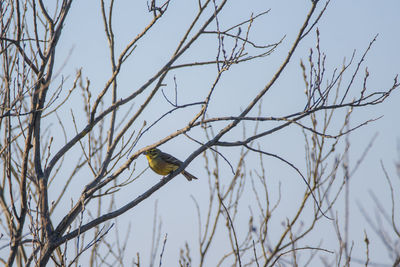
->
[181, 170, 198, 181]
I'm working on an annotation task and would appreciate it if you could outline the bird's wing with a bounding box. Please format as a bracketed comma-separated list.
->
[160, 152, 183, 166]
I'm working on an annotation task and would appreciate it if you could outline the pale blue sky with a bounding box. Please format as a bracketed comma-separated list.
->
[16, 0, 400, 265]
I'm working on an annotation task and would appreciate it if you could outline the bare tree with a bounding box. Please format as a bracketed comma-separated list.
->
[0, 0, 398, 266]
[355, 148, 400, 267]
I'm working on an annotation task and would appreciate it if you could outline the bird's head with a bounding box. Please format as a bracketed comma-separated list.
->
[143, 148, 161, 159]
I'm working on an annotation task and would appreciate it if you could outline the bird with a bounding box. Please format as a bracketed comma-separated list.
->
[143, 148, 198, 181]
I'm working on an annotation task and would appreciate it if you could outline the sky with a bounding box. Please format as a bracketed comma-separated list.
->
[5, 0, 399, 266]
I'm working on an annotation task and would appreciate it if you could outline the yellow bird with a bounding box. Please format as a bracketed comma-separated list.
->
[143, 148, 198, 181]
